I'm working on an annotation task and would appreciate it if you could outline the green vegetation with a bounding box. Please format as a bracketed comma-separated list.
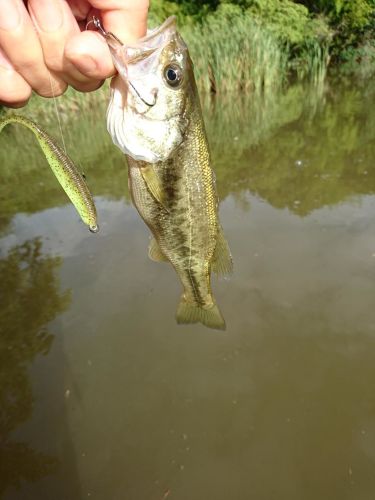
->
[0, 3, 373, 230]
[183, 6, 289, 93]
[150, 0, 375, 91]
[207, 80, 375, 215]
[0, 0, 371, 101]
[0, 238, 68, 494]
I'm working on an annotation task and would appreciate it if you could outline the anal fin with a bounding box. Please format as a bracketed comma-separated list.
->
[211, 228, 233, 276]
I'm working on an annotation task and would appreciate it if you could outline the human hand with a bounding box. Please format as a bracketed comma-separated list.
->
[0, 0, 149, 108]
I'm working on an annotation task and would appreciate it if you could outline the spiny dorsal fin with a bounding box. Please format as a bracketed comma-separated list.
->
[211, 228, 233, 276]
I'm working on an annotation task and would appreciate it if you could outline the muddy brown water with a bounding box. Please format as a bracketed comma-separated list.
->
[1, 79, 375, 500]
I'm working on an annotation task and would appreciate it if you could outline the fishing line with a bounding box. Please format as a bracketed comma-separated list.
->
[48, 70, 67, 155]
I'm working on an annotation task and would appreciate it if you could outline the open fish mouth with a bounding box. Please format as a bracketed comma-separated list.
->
[93, 15, 178, 77]
[104, 15, 186, 163]
[132, 16, 177, 46]
[106, 16, 177, 57]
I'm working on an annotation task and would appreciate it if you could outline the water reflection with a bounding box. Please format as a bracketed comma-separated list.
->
[0, 80, 375, 499]
[0, 239, 70, 497]
[206, 83, 375, 213]
[1, 81, 374, 235]
[0, 113, 128, 234]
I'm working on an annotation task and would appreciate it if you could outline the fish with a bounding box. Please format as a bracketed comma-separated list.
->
[102, 16, 232, 330]
[0, 114, 98, 233]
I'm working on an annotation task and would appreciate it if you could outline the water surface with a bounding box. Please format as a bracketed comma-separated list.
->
[1, 80, 375, 500]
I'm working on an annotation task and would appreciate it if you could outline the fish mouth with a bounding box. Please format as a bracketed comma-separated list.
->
[102, 16, 177, 61]
[133, 16, 177, 46]
[97, 15, 177, 111]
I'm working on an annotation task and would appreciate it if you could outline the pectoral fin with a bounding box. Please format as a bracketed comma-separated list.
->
[148, 238, 168, 262]
[141, 165, 168, 210]
[211, 228, 233, 276]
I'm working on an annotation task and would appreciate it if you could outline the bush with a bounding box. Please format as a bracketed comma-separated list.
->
[150, 0, 374, 77]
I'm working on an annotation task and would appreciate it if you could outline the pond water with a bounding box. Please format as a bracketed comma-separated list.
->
[1, 79, 375, 500]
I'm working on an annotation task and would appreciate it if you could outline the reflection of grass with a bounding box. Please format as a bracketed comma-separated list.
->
[0, 93, 128, 233]
[0, 80, 374, 230]
[0, 239, 69, 495]
[209, 82, 375, 215]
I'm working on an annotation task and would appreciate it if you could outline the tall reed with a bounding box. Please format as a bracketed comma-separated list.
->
[183, 9, 289, 94]
[292, 40, 331, 85]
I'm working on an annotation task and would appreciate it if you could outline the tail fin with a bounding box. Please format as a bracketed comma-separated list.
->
[176, 298, 226, 331]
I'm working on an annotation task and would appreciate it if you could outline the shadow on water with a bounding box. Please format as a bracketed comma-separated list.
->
[0, 239, 83, 499]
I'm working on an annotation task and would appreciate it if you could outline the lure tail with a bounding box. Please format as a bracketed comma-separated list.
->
[0, 114, 98, 233]
[176, 296, 226, 331]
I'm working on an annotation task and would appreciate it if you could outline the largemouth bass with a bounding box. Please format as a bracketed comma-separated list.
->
[102, 17, 232, 329]
[0, 114, 98, 233]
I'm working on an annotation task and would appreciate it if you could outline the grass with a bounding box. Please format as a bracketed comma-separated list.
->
[0, 5, 339, 119]
[183, 9, 288, 94]
[149, 2, 336, 92]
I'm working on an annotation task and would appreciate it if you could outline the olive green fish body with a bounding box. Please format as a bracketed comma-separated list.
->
[0, 114, 98, 232]
[106, 17, 232, 329]
[127, 91, 229, 329]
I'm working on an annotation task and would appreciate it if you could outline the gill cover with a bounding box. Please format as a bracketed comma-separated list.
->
[106, 17, 189, 163]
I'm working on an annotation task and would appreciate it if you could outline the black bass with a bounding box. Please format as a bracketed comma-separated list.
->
[0, 114, 98, 233]
[101, 17, 232, 329]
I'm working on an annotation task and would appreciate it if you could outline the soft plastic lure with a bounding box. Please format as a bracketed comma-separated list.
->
[0, 114, 98, 233]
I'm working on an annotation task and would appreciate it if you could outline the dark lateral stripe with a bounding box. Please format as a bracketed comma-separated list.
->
[188, 270, 204, 305]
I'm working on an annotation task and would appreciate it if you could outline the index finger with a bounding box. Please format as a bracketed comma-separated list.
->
[88, 0, 149, 43]
[64, 0, 149, 82]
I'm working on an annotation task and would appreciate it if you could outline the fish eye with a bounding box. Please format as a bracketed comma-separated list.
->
[163, 64, 183, 88]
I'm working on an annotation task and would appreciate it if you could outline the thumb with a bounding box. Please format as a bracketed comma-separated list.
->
[88, 0, 149, 44]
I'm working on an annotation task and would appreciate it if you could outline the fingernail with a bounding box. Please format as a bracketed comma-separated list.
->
[0, 0, 22, 31]
[72, 55, 98, 76]
[29, 0, 63, 32]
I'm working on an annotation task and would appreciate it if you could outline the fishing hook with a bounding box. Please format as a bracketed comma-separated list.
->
[86, 16, 107, 36]
[86, 16, 124, 46]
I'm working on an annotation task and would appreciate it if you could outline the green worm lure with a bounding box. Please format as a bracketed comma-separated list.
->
[0, 114, 99, 233]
